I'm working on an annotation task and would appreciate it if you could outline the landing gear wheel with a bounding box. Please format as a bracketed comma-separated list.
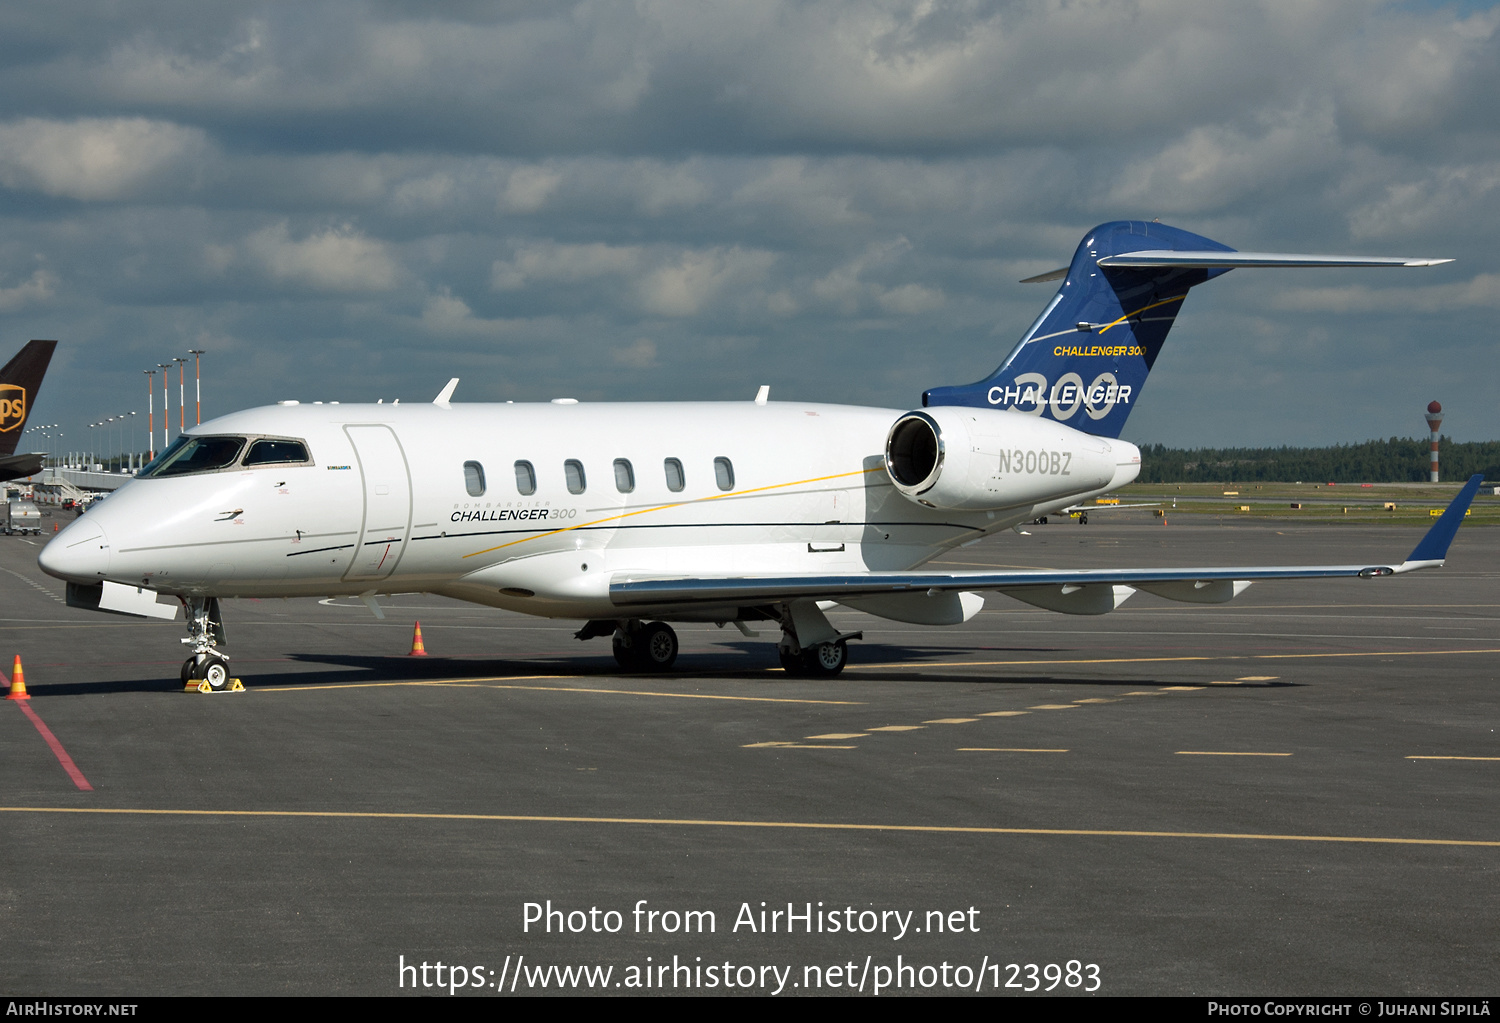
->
[201, 656, 231, 692]
[612, 633, 636, 670]
[181, 657, 197, 685]
[1079, 512, 1088, 525]
[778, 648, 806, 676]
[801, 640, 848, 678]
[637, 622, 678, 672]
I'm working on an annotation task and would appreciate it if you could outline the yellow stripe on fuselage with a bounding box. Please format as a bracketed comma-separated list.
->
[461, 464, 888, 559]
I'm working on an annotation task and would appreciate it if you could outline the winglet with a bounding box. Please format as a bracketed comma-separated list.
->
[1397, 474, 1484, 571]
[433, 378, 459, 408]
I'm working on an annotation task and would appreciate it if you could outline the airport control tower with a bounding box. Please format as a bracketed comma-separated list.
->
[1425, 401, 1443, 483]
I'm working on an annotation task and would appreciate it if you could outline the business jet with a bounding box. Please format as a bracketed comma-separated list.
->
[39, 222, 1476, 690]
[0, 339, 57, 483]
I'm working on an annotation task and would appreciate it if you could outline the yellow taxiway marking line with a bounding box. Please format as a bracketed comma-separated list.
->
[979, 710, 1029, 717]
[1028, 704, 1077, 710]
[923, 717, 978, 724]
[1238, 676, 1280, 681]
[267, 675, 568, 692]
[866, 725, 924, 732]
[5, 806, 1496, 848]
[1177, 751, 1292, 757]
[805, 733, 866, 740]
[1072, 698, 1118, 704]
[741, 742, 858, 750]
[958, 748, 1068, 753]
[1161, 686, 1205, 691]
[855, 649, 1500, 671]
[481, 684, 859, 705]
[1122, 691, 1163, 696]
[1406, 756, 1500, 761]
[265, 677, 861, 705]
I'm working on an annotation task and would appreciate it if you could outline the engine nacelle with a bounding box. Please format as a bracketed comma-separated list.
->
[884, 406, 1127, 511]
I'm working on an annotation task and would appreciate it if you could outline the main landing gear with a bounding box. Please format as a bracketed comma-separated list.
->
[777, 638, 849, 678]
[574, 604, 859, 677]
[606, 620, 679, 672]
[180, 596, 233, 691]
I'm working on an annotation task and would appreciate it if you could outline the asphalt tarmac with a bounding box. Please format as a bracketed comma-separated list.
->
[1, 510, 1496, 996]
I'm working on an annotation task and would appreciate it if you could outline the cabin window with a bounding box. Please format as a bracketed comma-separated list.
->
[713, 456, 734, 491]
[463, 461, 486, 497]
[664, 458, 685, 493]
[564, 459, 586, 495]
[514, 460, 536, 496]
[139, 435, 246, 478]
[242, 439, 311, 466]
[614, 458, 634, 493]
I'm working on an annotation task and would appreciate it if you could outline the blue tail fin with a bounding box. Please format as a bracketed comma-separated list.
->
[923, 221, 1451, 438]
[922, 221, 1230, 438]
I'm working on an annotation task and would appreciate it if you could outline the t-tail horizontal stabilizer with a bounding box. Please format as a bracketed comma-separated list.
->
[923, 221, 1451, 439]
[1398, 474, 1484, 572]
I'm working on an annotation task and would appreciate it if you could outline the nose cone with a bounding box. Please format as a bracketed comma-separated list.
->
[38, 518, 110, 583]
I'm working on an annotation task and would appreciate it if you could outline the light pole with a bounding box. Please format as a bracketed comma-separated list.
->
[145, 370, 156, 459]
[175, 357, 187, 434]
[158, 364, 172, 451]
[188, 349, 205, 425]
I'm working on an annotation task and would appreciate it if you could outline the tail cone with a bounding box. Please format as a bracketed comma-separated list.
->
[6, 654, 29, 700]
[409, 621, 428, 656]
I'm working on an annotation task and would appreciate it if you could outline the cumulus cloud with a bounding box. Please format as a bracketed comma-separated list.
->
[0, 117, 208, 200]
[499, 166, 562, 213]
[811, 238, 945, 317]
[1106, 103, 1343, 215]
[613, 337, 657, 368]
[0, 268, 57, 311]
[419, 287, 522, 336]
[490, 241, 644, 291]
[244, 222, 398, 292]
[1268, 273, 1500, 315]
[1346, 163, 1500, 241]
[637, 246, 775, 317]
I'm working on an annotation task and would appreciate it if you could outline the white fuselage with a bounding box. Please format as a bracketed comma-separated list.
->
[39, 399, 1140, 621]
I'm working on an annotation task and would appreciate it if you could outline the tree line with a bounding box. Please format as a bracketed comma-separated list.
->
[1133, 438, 1500, 483]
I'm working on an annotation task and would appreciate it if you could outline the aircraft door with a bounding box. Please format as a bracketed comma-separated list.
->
[343, 424, 413, 582]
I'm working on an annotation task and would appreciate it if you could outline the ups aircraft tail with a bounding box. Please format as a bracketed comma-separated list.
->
[0, 339, 57, 482]
[921, 221, 1451, 439]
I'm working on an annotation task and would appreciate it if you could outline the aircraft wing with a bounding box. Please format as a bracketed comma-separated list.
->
[0, 452, 43, 484]
[610, 475, 1482, 614]
[1062, 501, 1159, 512]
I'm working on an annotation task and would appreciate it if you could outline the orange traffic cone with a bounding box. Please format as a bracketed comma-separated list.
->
[6, 655, 30, 700]
[409, 621, 428, 656]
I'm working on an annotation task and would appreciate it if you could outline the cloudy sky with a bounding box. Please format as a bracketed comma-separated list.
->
[1, 0, 1496, 453]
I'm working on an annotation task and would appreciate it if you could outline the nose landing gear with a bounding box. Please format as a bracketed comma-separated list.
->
[180, 597, 233, 691]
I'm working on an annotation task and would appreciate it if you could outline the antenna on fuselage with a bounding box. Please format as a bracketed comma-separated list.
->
[434, 378, 459, 409]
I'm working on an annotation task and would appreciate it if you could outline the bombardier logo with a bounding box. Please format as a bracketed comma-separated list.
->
[0, 384, 24, 433]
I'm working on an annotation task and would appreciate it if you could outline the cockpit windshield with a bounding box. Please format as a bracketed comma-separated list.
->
[138, 436, 247, 478]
